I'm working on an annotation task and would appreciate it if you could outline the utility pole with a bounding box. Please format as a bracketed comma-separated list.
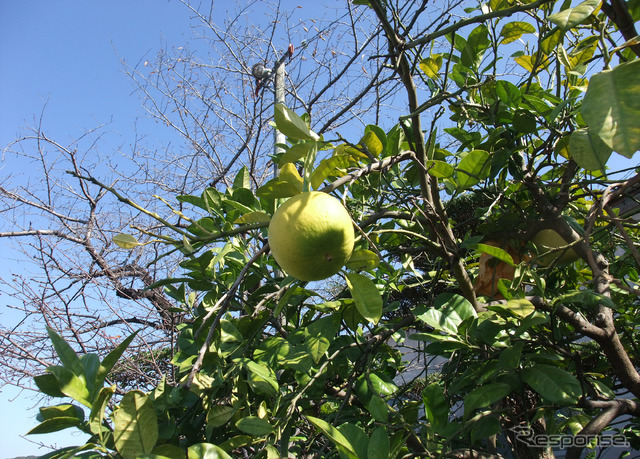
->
[272, 61, 286, 178]
[252, 44, 294, 178]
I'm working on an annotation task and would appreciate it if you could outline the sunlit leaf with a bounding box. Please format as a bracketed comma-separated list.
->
[113, 390, 159, 458]
[345, 249, 380, 270]
[278, 141, 316, 165]
[279, 162, 304, 191]
[419, 54, 443, 79]
[582, 59, 640, 158]
[426, 160, 454, 178]
[306, 416, 359, 459]
[360, 130, 384, 157]
[548, 0, 601, 30]
[113, 233, 141, 249]
[310, 155, 353, 190]
[455, 150, 490, 190]
[256, 178, 302, 199]
[234, 211, 271, 225]
[187, 443, 232, 459]
[274, 103, 319, 141]
[499, 21, 535, 45]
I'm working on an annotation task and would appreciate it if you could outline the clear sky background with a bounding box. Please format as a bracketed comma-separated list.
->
[1, 1, 637, 458]
[0, 1, 198, 456]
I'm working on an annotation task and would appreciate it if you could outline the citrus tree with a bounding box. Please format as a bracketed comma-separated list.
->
[23, 0, 640, 458]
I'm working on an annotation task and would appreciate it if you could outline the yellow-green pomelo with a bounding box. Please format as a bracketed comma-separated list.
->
[268, 191, 355, 281]
[532, 229, 579, 266]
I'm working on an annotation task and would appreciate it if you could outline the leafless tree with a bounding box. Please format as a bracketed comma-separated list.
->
[0, 0, 407, 390]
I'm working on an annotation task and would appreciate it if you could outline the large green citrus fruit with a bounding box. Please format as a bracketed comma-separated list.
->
[532, 229, 579, 266]
[268, 191, 355, 281]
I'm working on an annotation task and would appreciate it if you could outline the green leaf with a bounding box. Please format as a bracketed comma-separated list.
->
[368, 426, 391, 459]
[34, 373, 66, 398]
[456, 150, 490, 190]
[46, 366, 92, 408]
[346, 273, 383, 325]
[310, 155, 353, 190]
[345, 249, 380, 271]
[548, 0, 601, 30]
[553, 289, 618, 310]
[337, 423, 369, 459]
[113, 390, 159, 458]
[471, 243, 515, 267]
[499, 21, 535, 44]
[274, 103, 319, 141]
[426, 160, 455, 178]
[420, 54, 443, 79]
[113, 233, 142, 249]
[521, 365, 581, 405]
[47, 327, 85, 377]
[582, 60, 640, 158]
[305, 416, 359, 459]
[207, 405, 235, 428]
[241, 359, 279, 393]
[90, 386, 115, 440]
[305, 314, 340, 363]
[187, 443, 232, 459]
[234, 211, 271, 225]
[569, 127, 613, 171]
[28, 416, 84, 435]
[233, 166, 250, 190]
[504, 298, 536, 318]
[464, 383, 512, 419]
[367, 395, 390, 422]
[148, 444, 187, 459]
[235, 416, 274, 436]
[278, 141, 316, 165]
[360, 130, 384, 157]
[422, 383, 448, 431]
[96, 331, 139, 390]
[256, 178, 302, 199]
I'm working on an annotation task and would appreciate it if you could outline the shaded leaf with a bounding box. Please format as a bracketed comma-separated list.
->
[235, 416, 274, 436]
[521, 365, 581, 405]
[368, 426, 391, 459]
[464, 383, 512, 419]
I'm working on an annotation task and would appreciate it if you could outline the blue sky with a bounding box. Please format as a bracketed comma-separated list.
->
[0, 1, 196, 456]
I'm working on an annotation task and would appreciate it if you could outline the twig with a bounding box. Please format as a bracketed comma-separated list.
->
[184, 243, 269, 389]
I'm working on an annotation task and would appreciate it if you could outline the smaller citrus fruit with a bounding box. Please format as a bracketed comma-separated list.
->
[268, 191, 355, 281]
[532, 229, 579, 266]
